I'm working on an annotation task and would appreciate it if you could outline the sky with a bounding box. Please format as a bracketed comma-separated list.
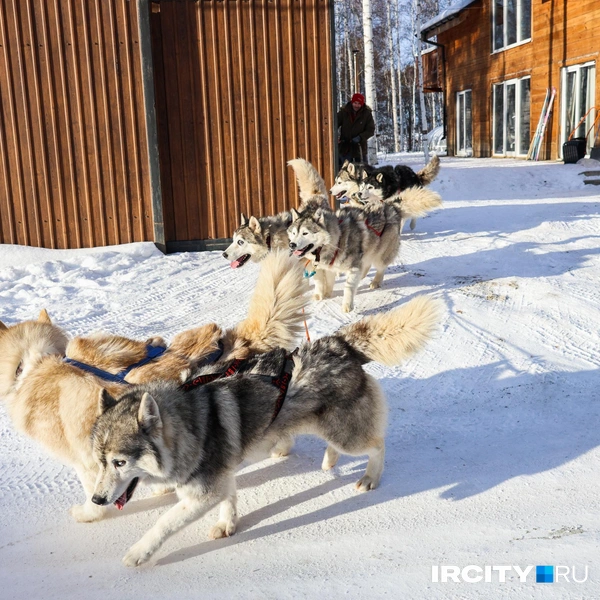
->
[1, 153, 599, 599]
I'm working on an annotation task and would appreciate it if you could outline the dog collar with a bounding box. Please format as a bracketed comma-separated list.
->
[64, 344, 167, 384]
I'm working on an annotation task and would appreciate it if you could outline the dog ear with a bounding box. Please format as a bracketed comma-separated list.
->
[376, 173, 384, 183]
[347, 163, 356, 177]
[248, 216, 261, 234]
[38, 309, 52, 324]
[314, 208, 327, 226]
[240, 213, 248, 226]
[99, 389, 118, 414]
[290, 208, 300, 222]
[341, 160, 349, 169]
[138, 392, 162, 433]
[0, 320, 7, 332]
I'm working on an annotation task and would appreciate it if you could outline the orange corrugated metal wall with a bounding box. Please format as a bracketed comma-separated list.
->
[0, 0, 154, 249]
[151, 0, 336, 248]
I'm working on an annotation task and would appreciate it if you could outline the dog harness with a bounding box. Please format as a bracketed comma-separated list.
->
[365, 218, 385, 237]
[63, 341, 224, 385]
[64, 344, 167, 384]
[181, 351, 296, 426]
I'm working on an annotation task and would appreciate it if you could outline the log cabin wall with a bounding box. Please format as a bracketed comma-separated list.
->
[432, 0, 600, 160]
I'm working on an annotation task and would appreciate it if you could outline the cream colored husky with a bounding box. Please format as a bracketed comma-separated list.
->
[0, 252, 309, 523]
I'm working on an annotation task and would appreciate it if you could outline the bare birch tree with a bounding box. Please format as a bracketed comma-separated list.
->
[362, 0, 378, 163]
[387, 2, 399, 152]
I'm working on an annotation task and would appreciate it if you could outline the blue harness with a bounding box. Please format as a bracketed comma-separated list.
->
[64, 343, 167, 384]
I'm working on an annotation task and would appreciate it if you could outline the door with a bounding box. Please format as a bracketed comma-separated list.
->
[456, 90, 473, 156]
[560, 62, 596, 156]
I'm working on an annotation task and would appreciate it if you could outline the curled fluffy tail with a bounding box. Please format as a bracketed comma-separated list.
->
[416, 154, 440, 186]
[336, 295, 442, 366]
[234, 251, 310, 352]
[392, 186, 442, 220]
[288, 158, 329, 210]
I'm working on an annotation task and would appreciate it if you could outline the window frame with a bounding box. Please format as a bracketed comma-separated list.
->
[492, 0, 532, 53]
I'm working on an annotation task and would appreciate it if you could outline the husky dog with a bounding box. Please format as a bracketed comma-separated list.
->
[331, 156, 441, 230]
[0, 311, 130, 523]
[329, 160, 373, 205]
[68, 252, 309, 384]
[222, 159, 330, 268]
[360, 156, 442, 230]
[288, 194, 429, 309]
[0, 253, 309, 522]
[91, 295, 442, 567]
[288, 206, 370, 312]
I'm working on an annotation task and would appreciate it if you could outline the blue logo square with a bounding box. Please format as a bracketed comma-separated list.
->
[536, 565, 554, 583]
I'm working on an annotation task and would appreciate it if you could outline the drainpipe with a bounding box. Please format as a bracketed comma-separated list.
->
[420, 34, 447, 142]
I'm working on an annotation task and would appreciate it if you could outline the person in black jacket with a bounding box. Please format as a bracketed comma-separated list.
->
[337, 93, 375, 166]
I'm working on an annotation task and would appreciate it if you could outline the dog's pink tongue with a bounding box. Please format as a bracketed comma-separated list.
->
[293, 249, 304, 256]
[230, 260, 240, 269]
[114, 491, 128, 510]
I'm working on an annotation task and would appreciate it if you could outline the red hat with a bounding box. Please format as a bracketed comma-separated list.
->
[351, 93, 365, 106]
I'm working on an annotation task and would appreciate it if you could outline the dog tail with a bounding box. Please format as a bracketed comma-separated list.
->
[391, 186, 442, 220]
[416, 154, 440, 186]
[233, 251, 310, 353]
[336, 295, 442, 366]
[288, 158, 329, 210]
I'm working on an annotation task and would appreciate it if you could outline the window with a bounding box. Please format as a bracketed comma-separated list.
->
[493, 0, 531, 52]
[492, 77, 531, 156]
[456, 90, 473, 156]
[560, 62, 596, 156]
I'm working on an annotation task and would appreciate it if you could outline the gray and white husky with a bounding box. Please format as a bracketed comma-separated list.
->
[222, 158, 329, 268]
[91, 295, 441, 567]
[287, 196, 421, 311]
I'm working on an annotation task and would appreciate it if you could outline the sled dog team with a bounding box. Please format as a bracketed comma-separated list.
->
[224, 156, 442, 312]
[0, 157, 443, 567]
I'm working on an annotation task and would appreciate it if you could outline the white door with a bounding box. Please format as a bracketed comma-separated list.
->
[560, 62, 596, 156]
[456, 90, 473, 156]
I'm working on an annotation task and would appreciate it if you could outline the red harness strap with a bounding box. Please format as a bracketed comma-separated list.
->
[181, 358, 245, 392]
[365, 219, 385, 237]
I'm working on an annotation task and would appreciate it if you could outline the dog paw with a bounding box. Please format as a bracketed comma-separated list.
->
[146, 336, 167, 348]
[313, 293, 323, 302]
[355, 475, 378, 492]
[271, 448, 289, 458]
[70, 503, 105, 523]
[123, 542, 154, 567]
[209, 521, 237, 540]
[369, 281, 381, 289]
[150, 484, 174, 497]
[271, 436, 293, 458]
[342, 302, 353, 313]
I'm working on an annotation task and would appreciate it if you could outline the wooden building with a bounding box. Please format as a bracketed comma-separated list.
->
[421, 0, 600, 160]
[0, 0, 336, 251]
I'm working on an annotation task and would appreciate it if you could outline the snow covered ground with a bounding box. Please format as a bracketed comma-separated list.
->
[1, 154, 599, 599]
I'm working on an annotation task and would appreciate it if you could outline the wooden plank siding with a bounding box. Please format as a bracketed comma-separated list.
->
[150, 0, 336, 250]
[430, 0, 600, 160]
[0, 0, 154, 249]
